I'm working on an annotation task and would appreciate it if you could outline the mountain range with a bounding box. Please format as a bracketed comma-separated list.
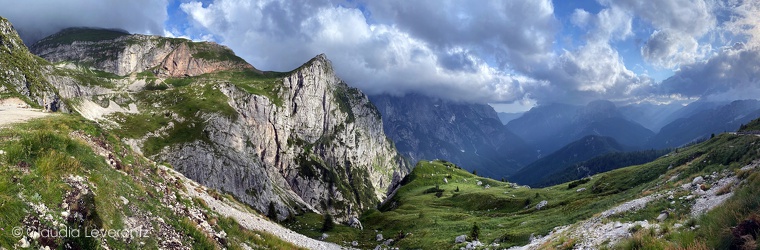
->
[371, 93, 536, 179]
[506, 100, 655, 155]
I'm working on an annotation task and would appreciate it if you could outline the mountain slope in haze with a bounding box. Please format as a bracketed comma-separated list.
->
[619, 102, 683, 132]
[511, 135, 624, 186]
[29, 27, 409, 222]
[649, 99, 760, 148]
[370, 93, 536, 179]
[507, 100, 654, 155]
[497, 111, 523, 124]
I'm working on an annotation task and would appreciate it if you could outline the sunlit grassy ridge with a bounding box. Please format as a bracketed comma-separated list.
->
[283, 132, 760, 249]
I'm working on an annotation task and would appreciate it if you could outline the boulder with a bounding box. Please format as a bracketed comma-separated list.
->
[319, 233, 329, 241]
[465, 240, 484, 250]
[536, 200, 548, 210]
[348, 217, 363, 230]
[455, 235, 467, 243]
[352, 241, 359, 247]
[376, 234, 384, 241]
[18, 237, 30, 248]
[692, 176, 704, 185]
[657, 211, 669, 222]
[444, 178, 448, 184]
[383, 239, 394, 246]
[476, 181, 483, 186]
[576, 188, 586, 192]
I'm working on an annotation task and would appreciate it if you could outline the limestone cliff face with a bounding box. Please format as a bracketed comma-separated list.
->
[30, 28, 255, 77]
[161, 55, 409, 221]
[0, 17, 66, 111]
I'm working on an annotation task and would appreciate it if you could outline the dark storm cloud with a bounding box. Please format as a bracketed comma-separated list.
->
[0, 0, 168, 44]
[361, 0, 558, 71]
[661, 44, 760, 99]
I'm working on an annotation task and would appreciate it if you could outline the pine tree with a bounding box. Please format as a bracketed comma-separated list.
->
[470, 222, 480, 240]
[322, 214, 335, 232]
[267, 201, 277, 221]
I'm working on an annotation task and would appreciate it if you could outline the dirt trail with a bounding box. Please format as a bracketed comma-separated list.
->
[0, 98, 49, 126]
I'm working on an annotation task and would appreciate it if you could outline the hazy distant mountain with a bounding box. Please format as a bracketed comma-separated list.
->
[371, 93, 537, 179]
[507, 100, 654, 155]
[619, 102, 683, 132]
[505, 103, 580, 148]
[510, 135, 624, 186]
[649, 100, 760, 148]
[497, 112, 524, 124]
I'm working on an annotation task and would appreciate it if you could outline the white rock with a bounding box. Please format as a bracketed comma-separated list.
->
[352, 241, 358, 247]
[383, 239, 394, 246]
[576, 188, 586, 192]
[443, 178, 448, 184]
[348, 217, 363, 230]
[455, 235, 467, 243]
[657, 211, 669, 222]
[376, 234, 384, 241]
[18, 237, 30, 248]
[536, 200, 548, 210]
[120, 196, 129, 205]
[692, 176, 704, 185]
[465, 240, 483, 250]
[29, 231, 40, 240]
[476, 181, 482, 186]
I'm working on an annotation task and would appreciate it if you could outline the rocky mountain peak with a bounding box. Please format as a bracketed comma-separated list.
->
[576, 99, 621, 123]
[31, 28, 256, 77]
[0, 17, 25, 52]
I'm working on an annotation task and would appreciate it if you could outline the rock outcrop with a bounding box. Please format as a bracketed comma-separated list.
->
[162, 55, 409, 221]
[31, 28, 255, 77]
[0, 17, 66, 111]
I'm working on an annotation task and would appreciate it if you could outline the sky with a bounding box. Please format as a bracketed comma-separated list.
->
[2, 0, 760, 112]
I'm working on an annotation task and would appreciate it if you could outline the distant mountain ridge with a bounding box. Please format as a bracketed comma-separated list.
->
[371, 93, 536, 179]
[497, 112, 523, 124]
[648, 99, 760, 148]
[506, 100, 654, 155]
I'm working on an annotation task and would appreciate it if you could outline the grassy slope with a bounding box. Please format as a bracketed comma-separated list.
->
[332, 133, 760, 249]
[0, 115, 304, 249]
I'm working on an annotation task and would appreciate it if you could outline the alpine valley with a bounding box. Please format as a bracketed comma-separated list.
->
[2, 15, 760, 250]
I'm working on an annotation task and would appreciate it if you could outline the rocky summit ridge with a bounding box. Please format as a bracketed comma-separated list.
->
[7, 23, 409, 223]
